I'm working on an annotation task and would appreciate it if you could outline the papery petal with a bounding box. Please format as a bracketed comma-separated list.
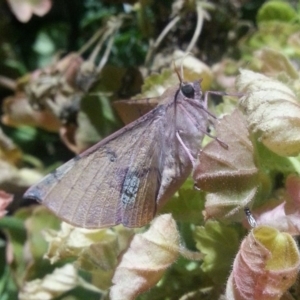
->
[44, 222, 101, 263]
[226, 226, 300, 300]
[19, 264, 100, 300]
[254, 48, 299, 79]
[2, 92, 61, 132]
[0, 190, 13, 218]
[250, 175, 300, 235]
[44, 222, 132, 264]
[31, 0, 52, 17]
[6, 0, 52, 22]
[110, 214, 180, 300]
[43, 221, 133, 290]
[237, 69, 300, 156]
[7, 1, 31, 22]
[285, 174, 300, 206]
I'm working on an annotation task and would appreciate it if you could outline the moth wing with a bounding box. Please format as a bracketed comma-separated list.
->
[24, 107, 165, 228]
[113, 97, 160, 124]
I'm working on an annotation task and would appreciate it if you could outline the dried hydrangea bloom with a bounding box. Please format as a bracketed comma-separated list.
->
[226, 226, 300, 300]
[19, 264, 100, 300]
[237, 69, 300, 157]
[110, 214, 181, 300]
[250, 174, 300, 235]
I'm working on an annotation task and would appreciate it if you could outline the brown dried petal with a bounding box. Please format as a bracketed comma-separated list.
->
[0, 190, 13, 218]
[2, 92, 60, 132]
[193, 109, 259, 220]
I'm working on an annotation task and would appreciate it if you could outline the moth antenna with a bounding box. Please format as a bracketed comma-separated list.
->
[179, 52, 192, 82]
[173, 61, 183, 84]
[173, 52, 192, 84]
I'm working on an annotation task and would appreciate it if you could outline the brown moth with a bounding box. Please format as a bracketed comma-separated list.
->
[24, 78, 210, 228]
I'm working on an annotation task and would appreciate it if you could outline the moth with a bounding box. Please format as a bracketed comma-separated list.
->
[24, 76, 211, 228]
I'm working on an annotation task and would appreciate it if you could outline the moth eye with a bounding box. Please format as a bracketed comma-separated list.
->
[181, 84, 195, 98]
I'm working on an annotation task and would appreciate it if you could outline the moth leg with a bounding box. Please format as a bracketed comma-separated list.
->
[203, 90, 243, 121]
[198, 127, 228, 150]
[203, 90, 243, 107]
[199, 90, 242, 150]
[176, 131, 196, 167]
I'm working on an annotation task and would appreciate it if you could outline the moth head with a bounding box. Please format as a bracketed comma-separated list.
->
[173, 64, 203, 101]
[181, 84, 195, 98]
[180, 79, 203, 101]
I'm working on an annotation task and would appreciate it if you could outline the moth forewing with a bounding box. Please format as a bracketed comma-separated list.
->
[24, 80, 209, 228]
[25, 106, 164, 228]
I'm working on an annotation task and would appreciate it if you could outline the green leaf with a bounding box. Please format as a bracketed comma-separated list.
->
[257, 1, 297, 23]
[255, 140, 298, 174]
[160, 177, 205, 225]
[194, 220, 240, 284]
[0, 238, 18, 300]
[25, 206, 61, 261]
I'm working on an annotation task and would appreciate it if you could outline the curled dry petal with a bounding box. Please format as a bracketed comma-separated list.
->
[254, 48, 299, 79]
[44, 222, 133, 264]
[110, 214, 180, 300]
[237, 69, 300, 156]
[2, 92, 60, 132]
[226, 226, 300, 300]
[253, 174, 300, 235]
[193, 109, 259, 221]
[19, 264, 100, 300]
[43, 221, 133, 290]
[0, 190, 13, 218]
[0, 160, 43, 192]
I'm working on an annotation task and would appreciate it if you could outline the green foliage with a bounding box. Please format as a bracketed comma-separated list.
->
[194, 221, 241, 284]
[257, 1, 298, 23]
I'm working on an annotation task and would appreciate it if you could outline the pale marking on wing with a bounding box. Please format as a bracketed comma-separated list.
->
[117, 126, 159, 226]
[110, 110, 165, 227]
[83, 135, 139, 224]
[133, 123, 163, 226]
[121, 172, 140, 206]
[121, 168, 154, 227]
[81, 137, 140, 227]
[80, 137, 135, 227]
[120, 117, 163, 226]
